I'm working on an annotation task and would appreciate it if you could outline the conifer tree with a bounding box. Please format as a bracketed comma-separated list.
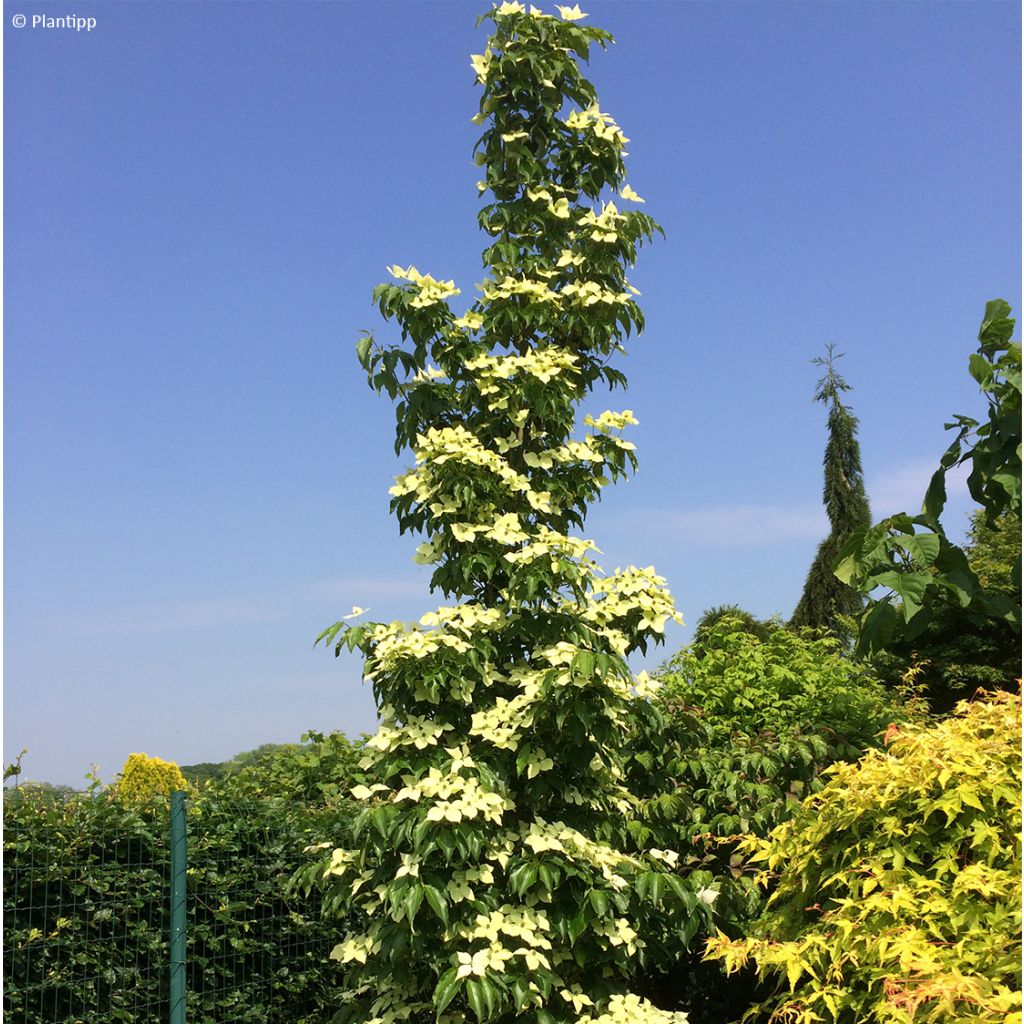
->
[311, 6, 708, 1024]
[791, 346, 871, 633]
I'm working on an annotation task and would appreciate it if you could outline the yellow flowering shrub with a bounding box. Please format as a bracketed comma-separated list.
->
[115, 752, 189, 803]
[706, 690, 1022, 1024]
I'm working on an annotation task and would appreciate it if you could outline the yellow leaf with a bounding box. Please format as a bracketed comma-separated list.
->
[786, 958, 803, 991]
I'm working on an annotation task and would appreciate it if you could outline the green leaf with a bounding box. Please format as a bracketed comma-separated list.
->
[979, 298, 1014, 350]
[314, 621, 345, 650]
[466, 979, 487, 1023]
[871, 570, 932, 621]
[433, 967, 461, 1014]
[648, 871, 664, 906]
[588, 889, 610, 917]
[356, 334, 374, 368]
[538, 862, 557, 891]
[922, 466, 949, 523]
[566, 905, 587, 945]
[900, 531, 940, 568]
[571, 650, 595, 680]
[835, 521, 892, 586]
[369, 805, 392, 840]
[662, 874, 690, 907]
[511, 976, 531, 1011]
[422, 884, 448, 926]
[969, 351, 993, 388]
[854, 600, 899, 656]
[404, 884, 424, 927]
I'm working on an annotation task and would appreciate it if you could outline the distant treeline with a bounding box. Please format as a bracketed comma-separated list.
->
[4, 737, 344, 797]
[179, 741, 304, 786]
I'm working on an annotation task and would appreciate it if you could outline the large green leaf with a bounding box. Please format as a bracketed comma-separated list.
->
[433, 967, 461, 1014]
[854, 601, 899, 657]
[422, 884, 448, 926]
[870, 570, 931, 621]
[403, 884, 424, 928]
[466, 979, 488, 1023]
[896, 531, 941, 569]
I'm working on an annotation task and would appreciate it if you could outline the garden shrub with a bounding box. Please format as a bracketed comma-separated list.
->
[837, 299, 1020, 657]
[221, 730, 366, 807]
[626, 621, 914, 1023]
[4, 786, 170, 1024]
[309, 5, 708, 1023]
[183, 794, 351, 1023]
[115, 751, 190, 802]
[689, 606, 777, 653]
[652, 620, 916, 883]
[182, 743, 300, 788]
[706, 689, 1023, 1024]
[868, 509, 1022, 713]
[3, 780, 349, 1024]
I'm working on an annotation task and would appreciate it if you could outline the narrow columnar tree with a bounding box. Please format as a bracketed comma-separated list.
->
[791, 346, 871, 633]
[311, 5, 709, 1024]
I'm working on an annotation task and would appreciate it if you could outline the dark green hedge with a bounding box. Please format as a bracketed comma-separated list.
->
[3, 784, 351, 1024]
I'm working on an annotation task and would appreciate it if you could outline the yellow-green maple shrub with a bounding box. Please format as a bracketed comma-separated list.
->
[115, 752, 189, 802]
[311, 5, 710, 1023]
[706, 690, 1022, 1024]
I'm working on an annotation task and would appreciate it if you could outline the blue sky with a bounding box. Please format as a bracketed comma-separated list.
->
[4, 1, 1020, 787]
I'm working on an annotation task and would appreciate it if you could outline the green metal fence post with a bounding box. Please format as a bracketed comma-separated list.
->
[169, 791, 187, 1024]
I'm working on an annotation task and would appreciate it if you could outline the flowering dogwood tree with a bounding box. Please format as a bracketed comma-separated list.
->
[314, 5, 708, 1022]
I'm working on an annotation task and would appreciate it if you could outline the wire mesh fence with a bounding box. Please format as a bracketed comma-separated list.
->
[3, 786, 343, 1024]
[4, 787, 170, 1023]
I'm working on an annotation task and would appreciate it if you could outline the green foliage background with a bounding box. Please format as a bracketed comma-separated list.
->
[653, 620, 915, 872]
[837, 299, 1021, 658]
[870, 509, 1021, 712]
[3, 776, 355, 1024]
[625, 620, 915, 1023]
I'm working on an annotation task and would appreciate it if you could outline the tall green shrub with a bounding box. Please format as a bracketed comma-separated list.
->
[869, 509, 1022, 712]
[621, 622, 914, 1024]
[838, 300, 1021, 655]
[707, 690, 1023, 1024]
[214, 731, 366, 807]
[313, 5, 704, 1023]
[4, 788, 170, 1024]
[648, 621, 914, 918]
[658, 624, 910, 833]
